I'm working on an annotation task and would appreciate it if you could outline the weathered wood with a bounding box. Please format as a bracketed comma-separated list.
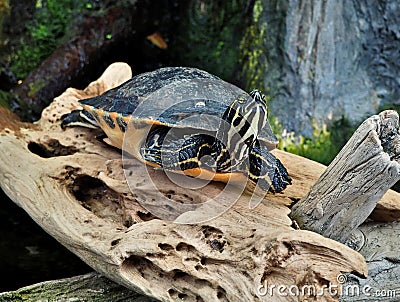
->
[274, 151, 400, 222]
[0, 62, 382, 302]
[0, 272, 155, 302]
[290, 110, 400, 243]
[341, 222, 400, 301]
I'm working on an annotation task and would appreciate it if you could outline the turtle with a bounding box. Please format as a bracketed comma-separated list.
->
[61, 67, 291, 193]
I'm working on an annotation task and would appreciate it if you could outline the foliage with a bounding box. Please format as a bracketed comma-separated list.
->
[271, 116, 355, 165]
[329, 117, 356, 153]
[10, 0, 86, 79]
[0, 0, 9, 14]
[0, 89, 11, 108]
[0, 0, 10, 55]
[239, 0, 267, 90]
[170, 0, 249, 80]
[378, 103, 400, 113]
[239, 0, 285, 93]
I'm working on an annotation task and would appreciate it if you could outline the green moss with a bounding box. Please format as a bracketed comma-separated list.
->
[239, 0, 285, 93]
[27, 79, 46, 97]
[0, 89, 12, 108]
[0, 0, 10, 50]
[329, 117, 355, 152]
[10, 0, 86, 79]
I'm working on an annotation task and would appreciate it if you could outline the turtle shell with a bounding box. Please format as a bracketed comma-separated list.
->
[80, 67, 278, 149]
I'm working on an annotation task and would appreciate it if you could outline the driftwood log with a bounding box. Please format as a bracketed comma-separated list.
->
[1, 62, 400, 301]
[290, 111, 400, 243]
[0, 273, 155, 302]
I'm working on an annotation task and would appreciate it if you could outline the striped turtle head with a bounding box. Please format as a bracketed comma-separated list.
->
[216, 89, 268, 171]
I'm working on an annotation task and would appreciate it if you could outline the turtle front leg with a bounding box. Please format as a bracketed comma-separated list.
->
[141, 126, 215, 172]
[248, 142, 291, 193]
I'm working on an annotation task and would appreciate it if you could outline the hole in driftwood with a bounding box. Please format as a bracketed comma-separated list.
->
[122, 255, 155, 279]
[217, 286, 227, 300]
[28, 139, 78, 158]
[195, 278, 213, 288]
[111, 238, 121, 246]
[123, 218, 134, 228]
[158, 243, 174, 251]
[160, 189, 195, 203]
[172, 269, 190, 281]
[168, 288, 177, 296]
[137, 210, 157, 222]
[176, 242, 197, 253]
[122, 255, 213, 299]
[178, 293, 188, 299]
[201, 226, 223, 239]
[70, 175, 125, 226]
[209, 239, 225, 252]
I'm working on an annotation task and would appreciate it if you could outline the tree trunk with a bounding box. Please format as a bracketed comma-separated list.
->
[241, 0, 400, 136]
[11, 4, 137, 121]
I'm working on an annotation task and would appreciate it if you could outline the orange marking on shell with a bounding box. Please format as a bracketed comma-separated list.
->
[110, 112, 119, 119]
[123, 116, 131, 124]
[166, 167, 247, 183]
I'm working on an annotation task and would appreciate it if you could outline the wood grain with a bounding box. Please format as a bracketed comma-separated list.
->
[290, 110, 400, 243]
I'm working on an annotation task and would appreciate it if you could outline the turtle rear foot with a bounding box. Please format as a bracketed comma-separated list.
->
[61, 109, 99, 129]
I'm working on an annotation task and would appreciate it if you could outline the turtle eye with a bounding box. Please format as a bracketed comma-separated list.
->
[261, 94, 267, 104]
[237, 95, 247, 104]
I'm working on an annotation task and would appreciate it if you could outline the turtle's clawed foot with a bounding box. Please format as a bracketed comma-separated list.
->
[269, 157, 292, 193]
[248, 143, 291, 193]
[61, 109, 99, 129]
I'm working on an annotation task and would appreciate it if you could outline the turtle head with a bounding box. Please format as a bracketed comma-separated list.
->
[241, 89, 268, 135]
[216, 89, 268, 171]
[223, 89, 268, 145]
